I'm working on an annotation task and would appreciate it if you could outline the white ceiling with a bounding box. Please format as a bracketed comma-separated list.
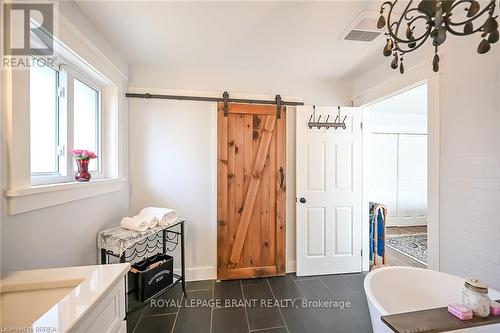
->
[76, 1, 389, 82]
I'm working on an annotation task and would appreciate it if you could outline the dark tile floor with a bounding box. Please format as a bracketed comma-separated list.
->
[127, 273, 372, 333]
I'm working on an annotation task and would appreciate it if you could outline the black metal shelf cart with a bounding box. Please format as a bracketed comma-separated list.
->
[97, 219, 186, 313]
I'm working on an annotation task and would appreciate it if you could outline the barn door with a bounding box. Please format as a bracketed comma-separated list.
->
[217, 103, 286, 280]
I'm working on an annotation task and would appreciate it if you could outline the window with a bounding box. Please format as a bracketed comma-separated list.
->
[6, 28, 124, 215]
[74, 78, 101, 172]
[30, 60, 102, 184]
[30, 64, 59, 174]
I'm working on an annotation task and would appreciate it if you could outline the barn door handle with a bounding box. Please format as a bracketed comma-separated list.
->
[279, 167, 286, 190]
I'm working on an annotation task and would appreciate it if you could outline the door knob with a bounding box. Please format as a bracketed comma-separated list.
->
[299, 197, 307, 204]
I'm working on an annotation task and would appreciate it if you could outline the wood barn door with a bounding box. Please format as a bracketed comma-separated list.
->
[217, 103, 286, 280]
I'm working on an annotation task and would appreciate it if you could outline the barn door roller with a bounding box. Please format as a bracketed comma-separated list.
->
[223, 91, 229, 117]
[275, 94, 282, 119]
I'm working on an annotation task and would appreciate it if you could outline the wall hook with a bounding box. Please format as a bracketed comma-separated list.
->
[307, 105, 347, 130]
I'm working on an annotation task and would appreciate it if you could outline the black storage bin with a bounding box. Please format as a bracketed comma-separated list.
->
[131, 253, 173, 302]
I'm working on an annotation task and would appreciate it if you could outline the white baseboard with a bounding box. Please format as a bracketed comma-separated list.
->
[175, 262, 297, 281]
[174, 266, 216, 282]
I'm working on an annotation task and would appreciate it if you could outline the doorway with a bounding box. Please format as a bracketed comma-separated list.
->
[217, 103, 286, 280]
[363, 83, 429, 269]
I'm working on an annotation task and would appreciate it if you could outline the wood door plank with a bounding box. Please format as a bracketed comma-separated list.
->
[276, 108, 286, 275]
[264, 123, 277, 267]
[217, 106, 229, 276]
[260, 136, 271, 266]
[249, 115, 262, 267]
[228, 103, 277, 116]
[249, 183, 262, 267]
[242, 115, 255, 267]
[234, 115, 246, 267]
[220, 266, 278, 280]
[234, 115, 245, 231]
[227, 114, 237, 269]
[229, 115, 277, 266]
[245, 115, 266, 267]
[269, 128, 278, 267]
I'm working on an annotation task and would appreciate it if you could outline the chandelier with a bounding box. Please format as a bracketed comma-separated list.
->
[377, 0, 499, 73]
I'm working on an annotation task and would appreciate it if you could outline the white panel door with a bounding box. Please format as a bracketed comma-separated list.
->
[296, 106, 362, 276]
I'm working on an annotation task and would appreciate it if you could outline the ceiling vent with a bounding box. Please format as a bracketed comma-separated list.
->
[341, 11, 383, 42]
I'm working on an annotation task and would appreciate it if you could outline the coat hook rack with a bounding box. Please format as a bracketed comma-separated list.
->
[308, 106, 347, 130]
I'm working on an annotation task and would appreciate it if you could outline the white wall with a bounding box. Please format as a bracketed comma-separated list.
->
[1, 2, 129, 272]
[353, 36, 500, 288]
[127, 72, 351, 279]
[130, 68, 351, 107]
[128, 99, 217, 280]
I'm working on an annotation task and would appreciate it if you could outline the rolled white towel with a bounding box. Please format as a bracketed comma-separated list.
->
[161, 210, 177, 226]
[120, 216, 148, 232]
[138, 207, 177, 226]
[133, 214, 158, 229]
[148, 217, 158, 229]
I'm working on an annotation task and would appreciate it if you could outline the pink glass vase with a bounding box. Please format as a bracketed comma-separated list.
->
[75, 159, 91, 182]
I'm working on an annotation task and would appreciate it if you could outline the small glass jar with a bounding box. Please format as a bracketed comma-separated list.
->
[462, 278, 491, 318]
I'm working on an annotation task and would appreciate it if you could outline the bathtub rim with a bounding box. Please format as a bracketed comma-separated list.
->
[363, 266, 468, 316]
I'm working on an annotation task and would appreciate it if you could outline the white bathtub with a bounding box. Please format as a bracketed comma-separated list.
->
[364, 266, 500, 333]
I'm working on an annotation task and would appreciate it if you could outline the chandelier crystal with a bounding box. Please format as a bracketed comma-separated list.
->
[378, 0, 499, 73]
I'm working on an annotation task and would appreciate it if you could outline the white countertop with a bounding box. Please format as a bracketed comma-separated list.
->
[0, 263, 130, 332]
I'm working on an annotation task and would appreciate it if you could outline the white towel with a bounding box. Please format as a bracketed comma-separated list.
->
[148, 217, 158, 229]
[120, 216, 149, 232]
[138, 207, 177, 226]
[127, 212, 158, 229]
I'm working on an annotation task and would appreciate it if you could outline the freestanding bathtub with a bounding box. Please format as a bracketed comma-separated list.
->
[364, 266, 500, 333]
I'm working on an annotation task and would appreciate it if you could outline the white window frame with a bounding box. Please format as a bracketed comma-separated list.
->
[30, 60, 104, 186]
[5, 16, 127, 215]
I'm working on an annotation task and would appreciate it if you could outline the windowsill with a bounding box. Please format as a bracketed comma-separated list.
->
[5, 178, 126, 215]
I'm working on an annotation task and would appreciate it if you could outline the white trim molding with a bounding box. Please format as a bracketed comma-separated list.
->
[286, 259, 297, 273]
[6, 178, 125, 215]
[353, 59, 441, 272]
[175, 266, 216, 282]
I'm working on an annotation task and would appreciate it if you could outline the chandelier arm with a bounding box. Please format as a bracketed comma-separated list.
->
[381, 0, 397, 31]
[444, 8, 496, 35]
[445, 22, 488, 36]
[448, 0, 495, 19]
[393, 0, 414, 41]
[446, 0, 495, 26]
[449, 0, 476, 12]
[380, 0, 394, 12]
[387, 13, 432, 44]
[406, 13, 434, 41]
[393, 26, 432, 55]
